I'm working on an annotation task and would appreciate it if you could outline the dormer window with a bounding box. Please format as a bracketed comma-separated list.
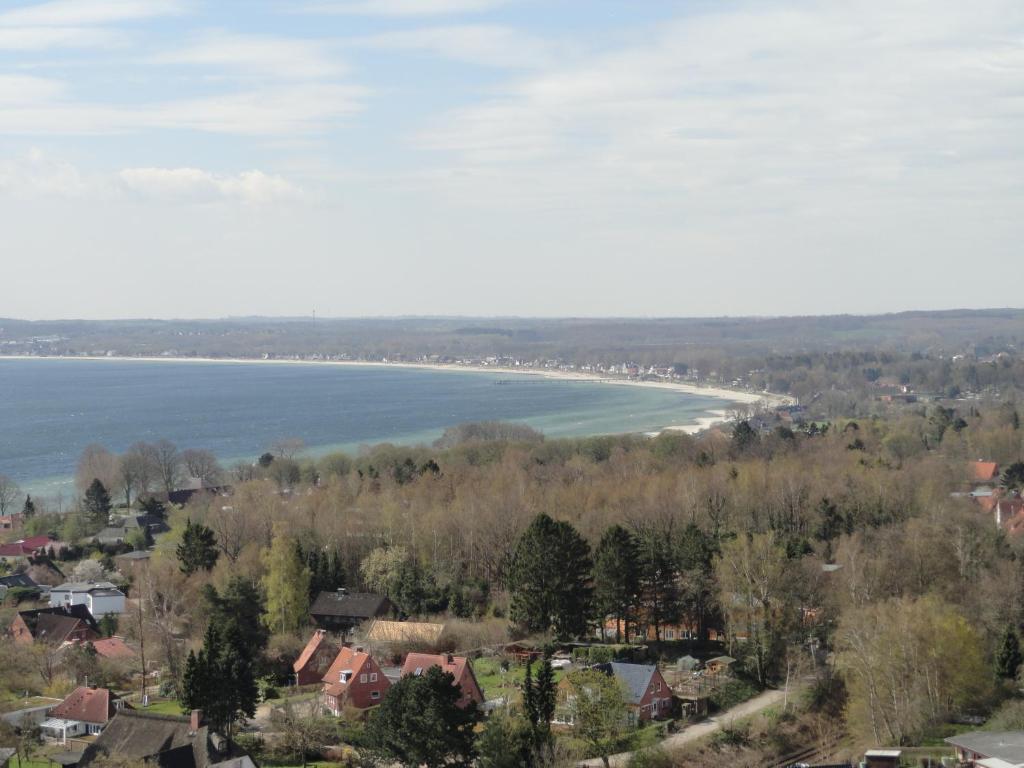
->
[340, 670, 352, 683]
[414, 667, 423, 676]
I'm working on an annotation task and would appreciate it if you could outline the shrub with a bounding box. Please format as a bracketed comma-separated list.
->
[709, 679, 759, 712]
[627, 746, 675, 768]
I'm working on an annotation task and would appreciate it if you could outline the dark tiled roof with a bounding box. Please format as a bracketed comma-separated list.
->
[17, 605, 99, 642]
[310, 591, 390, 619]
[0, 573, 38, 589]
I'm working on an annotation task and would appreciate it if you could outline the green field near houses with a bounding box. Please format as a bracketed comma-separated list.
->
[472, 657, 566, 703]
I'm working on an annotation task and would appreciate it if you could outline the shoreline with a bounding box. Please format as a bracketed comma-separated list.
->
[0, 354, 794, 437]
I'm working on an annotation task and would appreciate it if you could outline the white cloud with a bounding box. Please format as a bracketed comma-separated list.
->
[156, 31, 346, 80]
[118, 167, 303, 203]
[0, 150, 302, 204]
[413, 0, 1024, 215]
[0, 74, 65, 104]
[0, 26, 120, 50]
[356, 24, 559, 69]
[0, 0, 184, 27]
[0, 82, 365, 135]
[303, 0, 509, 17]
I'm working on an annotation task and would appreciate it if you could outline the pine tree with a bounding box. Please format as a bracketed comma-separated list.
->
[177, 518, 219, 574]
[521, 662, 537, 730]
[179, 624, 257, 736]
[21, 495, 35, 519]
[593, 525, 640, 642]
[82, 479, 112, 529]
[262, 523, 311, 633]
[996, 624, 1023, 679]
[534, 659, 556, 728]
[507, 513, 593, 639]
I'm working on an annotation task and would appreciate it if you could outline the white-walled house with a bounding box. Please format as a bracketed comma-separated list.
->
[49, 582, 126, 619]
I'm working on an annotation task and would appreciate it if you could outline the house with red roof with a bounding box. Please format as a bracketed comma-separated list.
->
[0, 535, 60, 563]
[321, 646, 391, 715]
[294, 629, 340, 685]
[88, 636, 138, 661]
[41, 686, 126, 743]
[400, 653, 484, 709]
[970, 460, 1000, 485]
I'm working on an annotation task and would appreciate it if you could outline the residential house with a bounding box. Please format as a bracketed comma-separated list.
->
[400, 653, 484, 709]
[970, 461, 1001, 486]
[0, 535, 60, 564]
[41, 687, 125, 743]
[78, 709, 256, 768]
[94, 515, 169, 547]
[113, 550, 151, 576]
[996, 498, 1024, 535]
[557, 663, 672, 726]
[946, 731, 1024, 767]
[88, 636, 137, 662]
[602, 617, 725, 643]
[309, 589, 393, 633]
[293, 629, 339, 686]
[50, 582, 126, 619]
[0, 572, 39, 601]
[366, 620, 446, 651]
[9, 605, 99, 646]
[320, 647, 391, 715]
[0, 512, 23, 531]
[597, 663, 672, 724]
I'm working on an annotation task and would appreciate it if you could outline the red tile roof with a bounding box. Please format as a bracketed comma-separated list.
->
[971, 461, 1000, 483]
[90, 637, 137, 660]
[50, 687, 120, 725]
[294, 630, 330, 675]
[321, 647, 372, 698]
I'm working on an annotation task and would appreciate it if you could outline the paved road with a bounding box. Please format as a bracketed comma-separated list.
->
[579, 688, 789, 767]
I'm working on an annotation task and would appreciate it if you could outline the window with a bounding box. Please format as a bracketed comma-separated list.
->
[370, 672, 378, 682]
[665, 629, 675, 640]
[371, 690, 380, 700]
[360, 673, 367, 683]
[414, 667, 423, 676]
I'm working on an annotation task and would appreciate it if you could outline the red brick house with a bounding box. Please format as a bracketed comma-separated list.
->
[294, 629, 340, 686]
[557, 663, 672, 726]
[602, 616, 725, 643]
[9, 605, 99, 646]
[400, 653, 484, 709]
[321, 647, 391, 715]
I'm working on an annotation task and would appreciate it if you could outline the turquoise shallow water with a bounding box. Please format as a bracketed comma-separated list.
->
[0, 358, 734, 499]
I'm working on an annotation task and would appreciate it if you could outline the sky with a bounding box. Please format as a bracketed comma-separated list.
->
[0, 0, 1022, 320]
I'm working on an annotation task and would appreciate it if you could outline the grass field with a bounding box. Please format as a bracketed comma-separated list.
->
[472, 657, 566, 703]
[137, 698, 184, 715]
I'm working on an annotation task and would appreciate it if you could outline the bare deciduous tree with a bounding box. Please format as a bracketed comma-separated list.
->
[0, 474, 20, 515]
[181, 448, 223, 487]
[152, 439, 183, 496]
[76, 444, 119, 494]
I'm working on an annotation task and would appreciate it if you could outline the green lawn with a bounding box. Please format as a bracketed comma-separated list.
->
[137, 698, 184, 715]
[472, 658, 565, 703]
[10, 757, 55, 768]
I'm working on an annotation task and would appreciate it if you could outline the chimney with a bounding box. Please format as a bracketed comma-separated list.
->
[190, 709, 204, 732]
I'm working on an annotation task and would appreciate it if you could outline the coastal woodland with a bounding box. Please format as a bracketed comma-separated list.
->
[4, 344, 1024, 766]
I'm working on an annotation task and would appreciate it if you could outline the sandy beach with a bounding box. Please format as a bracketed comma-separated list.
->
[0, 354, 794, 435]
